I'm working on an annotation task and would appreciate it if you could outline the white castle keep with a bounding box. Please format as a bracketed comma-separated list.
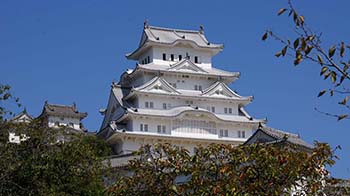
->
[98, 23, 269, 155]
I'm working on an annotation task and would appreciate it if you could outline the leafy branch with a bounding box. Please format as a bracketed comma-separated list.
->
[262, 0, 350, 121]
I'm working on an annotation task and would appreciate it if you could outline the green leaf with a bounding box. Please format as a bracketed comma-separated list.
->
[320, 67, 328, 76]
[307, 35, 315, 41]
[277, 8, 287, 16]
[338, 96, 349, 105]
[293, 38, 299, 49]
[340, 42, 345, 57]
[301, 38, 306, 50]
[304, 45, 313, 55]
[275, 52, 282, 57]
[324, 71, 331, 79]
[262, 32, 268, 41]
[3, 93, 11, 100]
[293, 11, 299, 26]
[171, 185, 179, 193]
[337, 114, 348, 121]
[318, 90, 327, 97]
[294, 58, 302, 65]
[299, 16, 305, 25]
[339, 75, 346, 84]
[328, 46, 336, 58]
[317, 54, 324, 65]
[331, 71, 337, 83]
[281, 46, 288, 56]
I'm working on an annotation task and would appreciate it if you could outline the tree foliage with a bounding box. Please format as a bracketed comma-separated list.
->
[262, 0, 350, 121]
[0, 83, 20, 122]
[0, 83, 112, 195]
[108, 143, 338, 196]
[0, 120, 112, 195]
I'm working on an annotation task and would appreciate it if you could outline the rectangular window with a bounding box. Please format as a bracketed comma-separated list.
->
[162, 125, 166, 133]
[224, 108, 228, 114]
[163, 53, 166, 60]
[163, 103, 167, 109]
[157, 125, 162, 133]
[198, 85, 202, 91]
[242, 131, 245, 138]
[144, 124, 148, 132]
[229, 108, 232, 114]
[141, 60, 145, 64]
[238, 131, 241, 138]
[150, 102, 154, 108]
[140, 124, 144, 132]
[219, 129, 223, 137]
[194, 85, 198, 90]
[186, 100, 193, 105]
[147, 56, 150, 63]
[179, 55, 182, 61]
[195, 56, 198, 63]
[224, 130, 228, 137]
[211, 107, 215, 113]
[145, 102, 149, 108]
[171, 54, 174, 61]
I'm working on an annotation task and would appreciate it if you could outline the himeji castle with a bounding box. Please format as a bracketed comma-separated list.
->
[98, 23, 311, 156]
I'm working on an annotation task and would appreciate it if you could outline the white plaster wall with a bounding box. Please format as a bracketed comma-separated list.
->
[131, 118, 172, 134]
[136, 94, 240, 115]
[121, 136, 243, 155]
[48, 116, 81, 130]
[163, 74, 215, 91]
[217, 123, 254, 139]
[152, 46, 212, 68]
[126, 115, 255, 141]
[138, 48, 154, 64]
[129, 72, 155, 88]
[133, 73, 217, 91]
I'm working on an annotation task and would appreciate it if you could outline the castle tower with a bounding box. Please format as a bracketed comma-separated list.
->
[99, 24, 265, 155]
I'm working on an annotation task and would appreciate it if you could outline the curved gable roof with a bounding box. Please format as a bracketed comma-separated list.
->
[127, 25, 223, 60]
[168, 59, 208, 73]
[133, 76, 180, 94]
[202, 81, 253, 101]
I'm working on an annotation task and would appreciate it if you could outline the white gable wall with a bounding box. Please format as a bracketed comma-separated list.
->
[151, 46, 212, 68]
[48, 116, 81, 130]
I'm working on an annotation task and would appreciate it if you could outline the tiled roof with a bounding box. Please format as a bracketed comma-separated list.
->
[245, 125, 313, 149]
[136, 62, 239, 78]
[122, 106, 264, 124]
[127, 25, 223, 59]
[10, 109, 33, 122]
[40, 102, 87, 119]
[144, 25, 223, 48]
[123, 76, 251, 104]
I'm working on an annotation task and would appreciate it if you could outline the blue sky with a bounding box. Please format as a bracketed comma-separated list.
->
[1, 0, 349, 179]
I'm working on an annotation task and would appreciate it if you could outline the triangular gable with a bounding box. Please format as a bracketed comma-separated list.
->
[244, 129, 277, 145]
[168, 59, 208, 73]
[202, 82, 244, 99]
[10, 112, 33, 123]
[134, 76, 180, 94]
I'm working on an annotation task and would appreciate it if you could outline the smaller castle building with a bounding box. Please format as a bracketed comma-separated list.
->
[38, 101, 87, 131]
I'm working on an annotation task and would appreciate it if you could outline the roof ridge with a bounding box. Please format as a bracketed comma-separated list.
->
[46, 103, 74, 108]
[148, 25, 200, 34]
[262, 126, 299, 138]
